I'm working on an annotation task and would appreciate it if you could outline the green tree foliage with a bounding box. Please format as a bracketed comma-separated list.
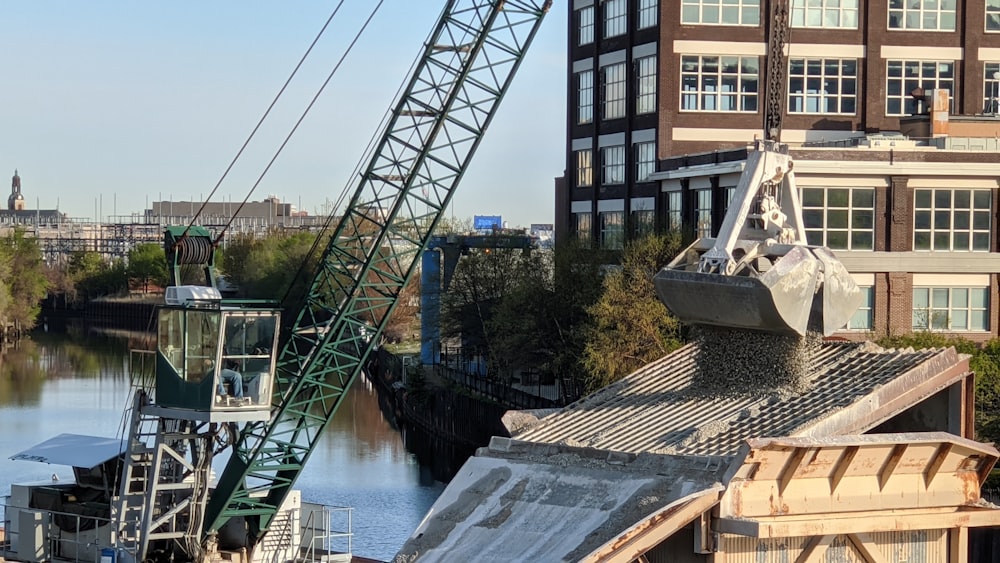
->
[221, 230, 322, 300]
[488, 239, 604, 391]
[582, 233, 684, 392]
[66, 251, 128, 300]
[127, 243, 169, 292]
[0, 230, 50, 331]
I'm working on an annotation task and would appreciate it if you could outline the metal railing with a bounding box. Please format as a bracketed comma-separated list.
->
[300, 503, 352, 561]
[2, 499, 114, 563]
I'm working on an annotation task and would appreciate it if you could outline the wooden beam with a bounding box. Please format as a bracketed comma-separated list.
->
[923, 442, 952, 489]
[949, 526, 968, 563]
[848, 533, 889, 563]
[794, 535, 835, 563]
[829, 446, 858, 495]
[716, 507, 1000, 538]
[694, 510, 713, 554]
[878, 444, 907, 491]
[778, 447, 809, 496]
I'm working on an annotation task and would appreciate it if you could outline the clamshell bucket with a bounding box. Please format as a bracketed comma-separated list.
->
[655, 246, 820, 337]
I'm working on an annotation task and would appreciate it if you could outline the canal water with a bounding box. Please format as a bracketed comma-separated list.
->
[0, 328, 446, 562]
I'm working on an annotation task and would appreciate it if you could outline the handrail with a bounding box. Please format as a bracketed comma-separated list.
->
[1, 499, 114, 563]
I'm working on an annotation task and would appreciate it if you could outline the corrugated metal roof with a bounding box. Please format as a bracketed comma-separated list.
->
[394, 438, 727, 563]
[516, 342, 965, 457]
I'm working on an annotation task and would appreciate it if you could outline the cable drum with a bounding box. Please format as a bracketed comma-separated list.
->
[175, 236, 214, 265]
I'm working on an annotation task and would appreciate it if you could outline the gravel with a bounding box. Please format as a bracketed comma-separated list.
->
[690, 325, 820, 397]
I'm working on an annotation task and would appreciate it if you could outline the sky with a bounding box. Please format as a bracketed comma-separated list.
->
[0, 2, 566, 227]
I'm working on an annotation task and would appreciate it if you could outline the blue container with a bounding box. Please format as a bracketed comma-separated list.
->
[100, 547, 116, 563]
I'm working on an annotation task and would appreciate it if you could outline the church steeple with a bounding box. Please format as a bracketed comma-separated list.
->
[9, 170, 25, 211]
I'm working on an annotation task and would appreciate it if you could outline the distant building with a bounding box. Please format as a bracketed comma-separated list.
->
[0, 170, 66, 226]
[147, 195, 325, 230]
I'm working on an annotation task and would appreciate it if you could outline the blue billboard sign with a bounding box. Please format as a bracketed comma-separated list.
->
[473, 215, 502, 231]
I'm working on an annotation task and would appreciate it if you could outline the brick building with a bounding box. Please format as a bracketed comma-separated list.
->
[557, 0, 1000, 243]
[556, 0, 1000, 338]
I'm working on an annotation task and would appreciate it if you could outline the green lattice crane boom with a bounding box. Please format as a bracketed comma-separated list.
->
[204, 0, 551, 542]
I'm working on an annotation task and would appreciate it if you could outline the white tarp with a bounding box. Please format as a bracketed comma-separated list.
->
[10, 433, 126, 468]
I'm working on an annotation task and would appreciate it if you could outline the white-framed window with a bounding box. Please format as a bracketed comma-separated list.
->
[788, 58, 858, 114]
[990, 0, 1000, 31]
[575, 149, 593, 188]
[602, 145, 626, 185]
[681, 55, 759, 112]
[574, 211, 593, 248]
[681, 0, 760, 25]
[632, 207, 655, 238]
[913, 287, 989, 331]
[665, 191, 682, 231]
[578, 6, 595, 45]
[722, 185, 737, 214]
[885, 60, 954, 116]
[847, 286, 874, 330]
[599, 210, 625, 250]
[791, 0, 859, 28]
[602, 62, 627, 120]
[635, 141, 655, 182]
[604, 0, 627, 38]
[638, 0, 658, 29]
[913, 188, 992, 251]
[636, 55, 657, 114]
[800, 187, 875, 250]
[577, 70, 594, 124]
[888, 0, 956, 31]
[694, 188, 713, 237]
[985, 62, 1000, 113]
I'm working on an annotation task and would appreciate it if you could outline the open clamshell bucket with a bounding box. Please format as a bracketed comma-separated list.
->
[655, 246, 826, 337]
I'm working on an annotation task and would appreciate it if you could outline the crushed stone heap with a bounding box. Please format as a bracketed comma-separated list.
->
[691, 325, 820, 397]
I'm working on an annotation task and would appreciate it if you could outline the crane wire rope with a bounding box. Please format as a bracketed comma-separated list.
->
[210, 0, 387, 248]
[175, 0, 347, 244]
[276, 4, 450, 307]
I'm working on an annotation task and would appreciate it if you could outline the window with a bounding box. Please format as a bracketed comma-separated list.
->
[577, 70, 594, 124]
[913, 287, 989, 331]
[632, 207, 655, 238]
[604, 0, 627, 38]
[847, 286, 874, 330]
[985, 62, 1000, 113]
[694, 188, 713, 237]
[575, 149, 593, 188]
[990, 0, 1000, 31]
[885, 60, 954, 116]
[681, 55, 759, 112]
[602, 145, 626, 185]
[791, 0, 858, 28]
[723, 185, 737, 214]
[682, 0, 760, 25]
[578, 7, 594, 45]
[574, 211, 593, 248]
[801, 187, 875, 250]
[888, 0, 956, 31]
[602, 62, 627, 119]
[914, 189, 992, 251]
[600, 210, 625, 250]
[788, 59, 858, 114]
[636, 55, 657, 114]
[638, 0, 658, 29]
[665, 191, 682, 232]
[635, 141, 656, 182]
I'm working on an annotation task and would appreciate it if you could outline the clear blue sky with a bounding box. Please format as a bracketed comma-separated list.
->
[0, 2, 566, 227]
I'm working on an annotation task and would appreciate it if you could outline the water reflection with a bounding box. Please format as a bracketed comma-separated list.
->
[0, 328, 445, 562]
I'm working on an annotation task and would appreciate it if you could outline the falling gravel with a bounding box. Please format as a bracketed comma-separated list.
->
[690, 325, 819, 397]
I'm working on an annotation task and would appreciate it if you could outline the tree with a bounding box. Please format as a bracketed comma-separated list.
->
[0, 230, 48, 332]
[582, 232, 685, 392]
[488, 239, 605, 396]
[127, 243, 169, 293]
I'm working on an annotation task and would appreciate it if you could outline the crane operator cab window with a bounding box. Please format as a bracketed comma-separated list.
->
[156, 305, 279, 416]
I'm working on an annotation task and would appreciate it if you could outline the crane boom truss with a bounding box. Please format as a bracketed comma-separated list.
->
[205, 0, 550, 537]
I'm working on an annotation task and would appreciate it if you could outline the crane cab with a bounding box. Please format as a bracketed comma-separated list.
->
[152, 287, 280, 422]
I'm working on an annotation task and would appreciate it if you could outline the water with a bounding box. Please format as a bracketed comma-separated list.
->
[0, 329, 445, 562]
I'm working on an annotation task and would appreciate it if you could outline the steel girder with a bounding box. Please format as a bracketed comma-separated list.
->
[204, 0, 549, 539]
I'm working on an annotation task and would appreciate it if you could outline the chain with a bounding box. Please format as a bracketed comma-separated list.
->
[765, 0, 790, 140]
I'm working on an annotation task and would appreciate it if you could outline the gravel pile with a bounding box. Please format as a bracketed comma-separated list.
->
[690, 325, 819, 397]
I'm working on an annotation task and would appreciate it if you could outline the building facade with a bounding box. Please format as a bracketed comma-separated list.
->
[558, 0, 1000, 338]
[559, 0, 1000, 248]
